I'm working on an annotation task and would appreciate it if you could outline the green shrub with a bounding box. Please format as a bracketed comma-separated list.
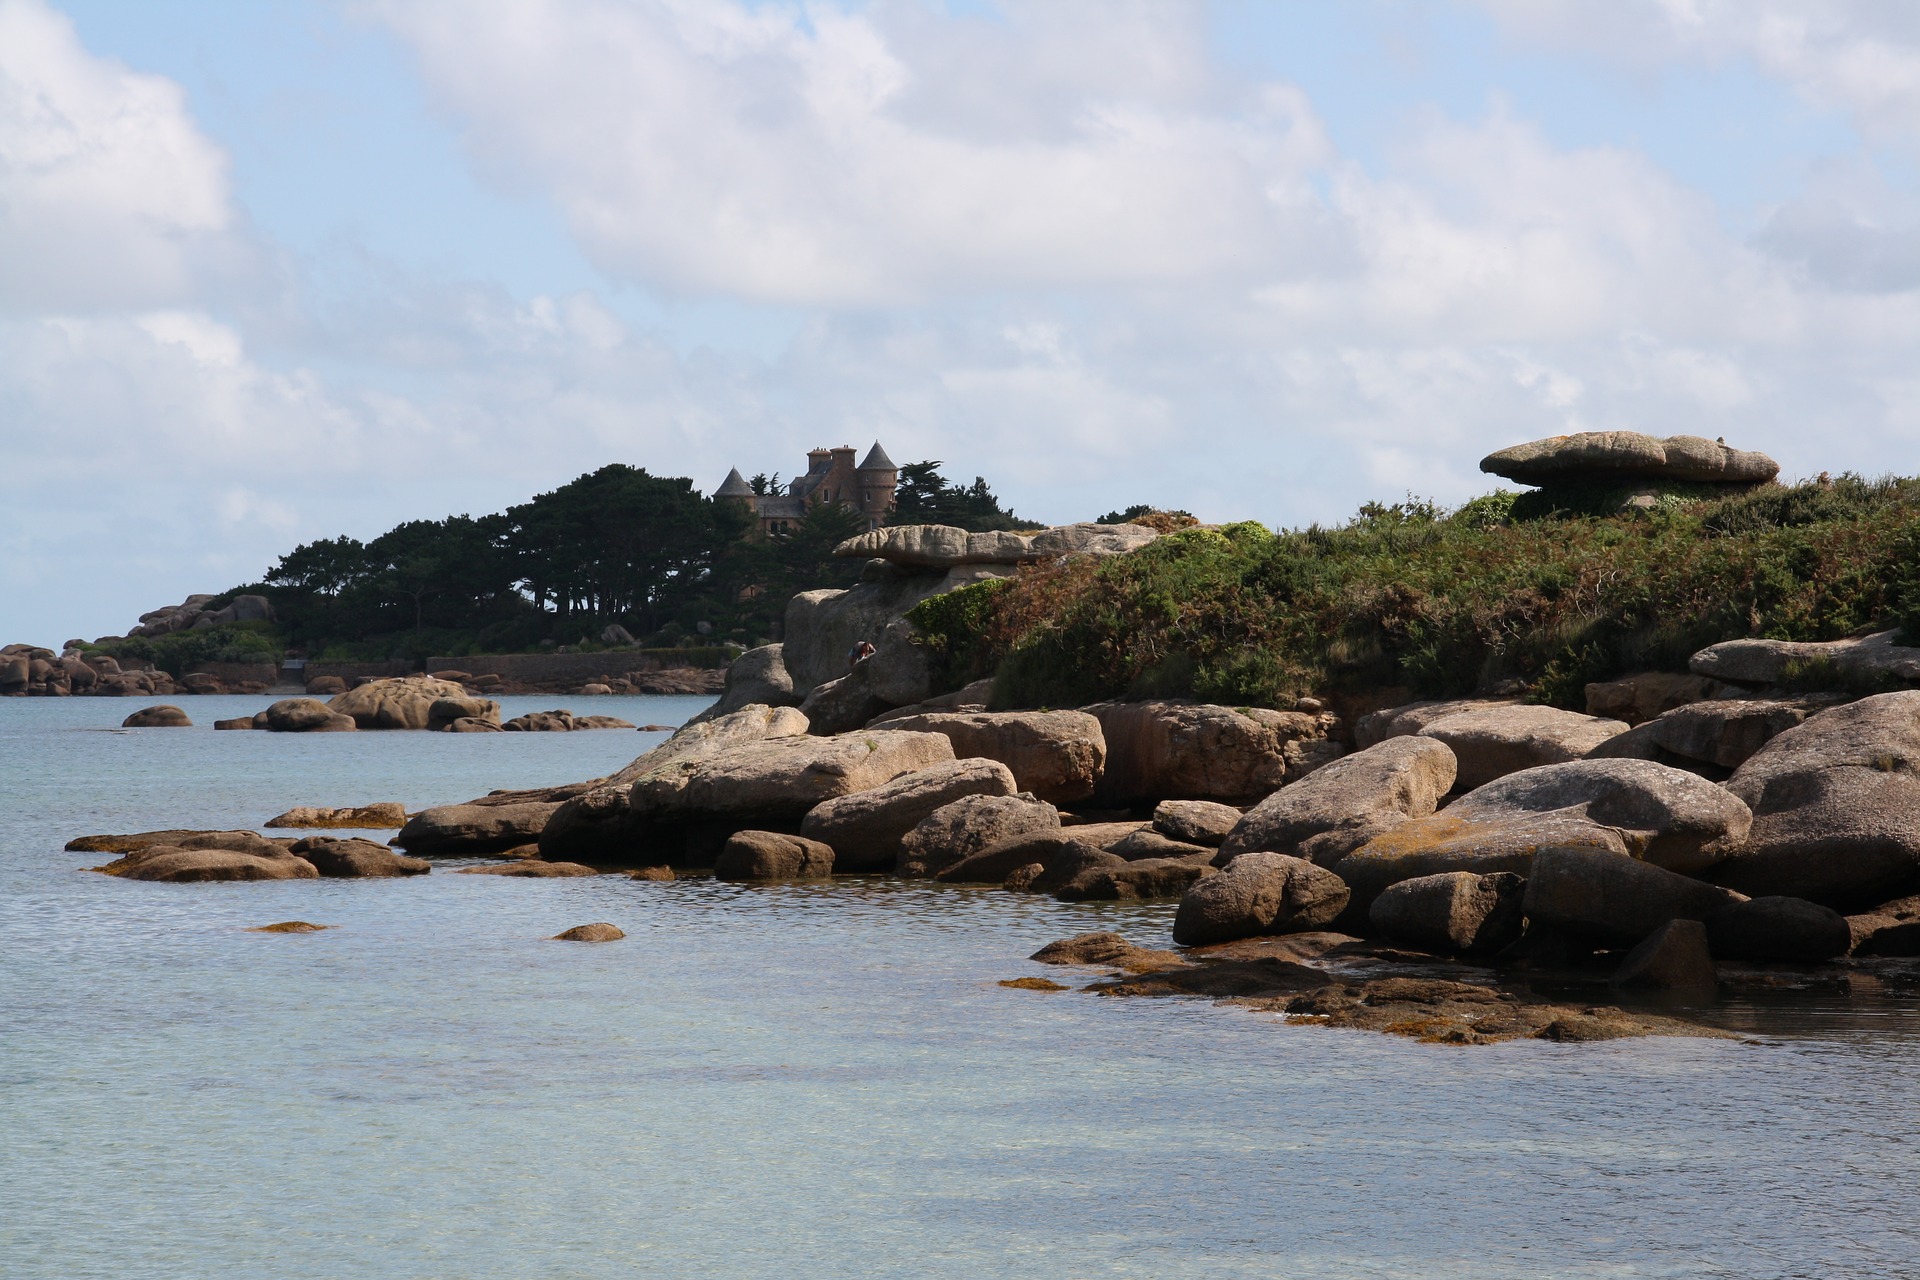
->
[918, 478, 1920, 710]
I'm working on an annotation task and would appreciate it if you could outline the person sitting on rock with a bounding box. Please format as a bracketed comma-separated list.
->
[847, 641, 876, 670]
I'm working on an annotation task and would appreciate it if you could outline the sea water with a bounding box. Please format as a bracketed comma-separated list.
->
[4, 695, 1920, 1279]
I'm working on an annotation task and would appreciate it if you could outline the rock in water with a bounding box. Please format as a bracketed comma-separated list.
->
[1705, 897, 1850, 962]
[1610, 919, 1718, 991]
[713, 831, 836, 880]
[286, 837, 431, 878]
[265, 803, 408, 829]
[896, 793, 1061, 878]
[122, 705, 191, 728]
[1369, 871, 1525, 955]
[327, 675, 472, 730]
[1219, 737, 1457, 867]
[1480, 431, 1778, 485]
[1171, 852, 1350, 946]
[552, 923, 625, 942]
[262, 698, 357, 732]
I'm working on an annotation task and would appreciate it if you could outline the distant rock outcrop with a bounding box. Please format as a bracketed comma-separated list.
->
[1480, 432, 1779, 486]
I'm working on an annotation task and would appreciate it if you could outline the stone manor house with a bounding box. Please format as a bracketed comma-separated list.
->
[715, 442, 898, 536]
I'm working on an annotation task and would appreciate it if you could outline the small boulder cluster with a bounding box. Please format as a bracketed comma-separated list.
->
[73, 829, 429, 882]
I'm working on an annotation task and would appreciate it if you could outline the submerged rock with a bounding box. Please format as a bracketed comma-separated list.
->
[122, 705, 191, 728]
[552, 923, 625, 942]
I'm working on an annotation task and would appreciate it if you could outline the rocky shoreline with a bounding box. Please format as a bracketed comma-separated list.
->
[59, 432, 1920, 1046]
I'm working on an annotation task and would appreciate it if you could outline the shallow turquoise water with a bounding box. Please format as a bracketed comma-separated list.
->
[5, 696, 1920, 1279]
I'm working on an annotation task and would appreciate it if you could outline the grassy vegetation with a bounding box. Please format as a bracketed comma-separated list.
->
[87, 621, 284, 677]
[907, 475, 1920, 711]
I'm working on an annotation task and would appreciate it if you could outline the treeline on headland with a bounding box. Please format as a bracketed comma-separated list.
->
[910, 474, 1920, 712]
[102, 460, 1039, 670]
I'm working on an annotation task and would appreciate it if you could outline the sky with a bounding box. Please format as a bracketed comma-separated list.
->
[4, 0, 1920, 645]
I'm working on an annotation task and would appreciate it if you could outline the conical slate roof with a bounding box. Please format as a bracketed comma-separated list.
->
[857, 441, 897, 472]
[714, 467, 755, 498]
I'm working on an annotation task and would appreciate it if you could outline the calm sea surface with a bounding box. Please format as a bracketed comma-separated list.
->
[4, 695, 1920, 1279]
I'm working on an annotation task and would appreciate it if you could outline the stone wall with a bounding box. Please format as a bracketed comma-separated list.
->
[182, 661, 280, 685]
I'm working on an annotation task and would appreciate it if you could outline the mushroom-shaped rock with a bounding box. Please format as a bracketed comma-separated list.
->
[1705, 897, 1851, 963]
[1521, 845, 1747, 947]
[1610, 919, 1719, 990]
[552, 923, 624, 942]
[897, 793, 1061, 878]
[1331, 759, 1751, 910]
[1714, 691, 1920, 904]
[327, 675, 473, 730]
[1368, 871, 1525, 955]
[122, 705, 191, 728]
[1219, 736, 1457, 867]
[1480, 431, 1778, 485]
[877, 710, 1104, 805]
[286, 837, 430, 878]
[713, 831, 835, 881]
[799, 758, 1016, 872]
[1414, 704, 1627, 790]
[263, 698, 357, 732]
[1171, 852, 1350, 946]
[1152, 800, 1242, 847]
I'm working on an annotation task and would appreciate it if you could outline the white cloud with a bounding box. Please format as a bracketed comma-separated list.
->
[0, 0, 236, 313]
[1474, 0, 1920, 144]
[368, 0, 1335, 306]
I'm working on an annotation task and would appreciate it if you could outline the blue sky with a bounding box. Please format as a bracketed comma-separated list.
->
[5, 0, 1920, 642]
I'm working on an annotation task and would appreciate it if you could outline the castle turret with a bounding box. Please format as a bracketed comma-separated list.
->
[856, 441, 898, 524]
[714, 467, 755, 504]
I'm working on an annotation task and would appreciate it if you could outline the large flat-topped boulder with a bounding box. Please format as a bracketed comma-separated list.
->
[832, 521, 1159, 570]
[1480, 432, 1779, 486]
[1690, 629, 1920, 687]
